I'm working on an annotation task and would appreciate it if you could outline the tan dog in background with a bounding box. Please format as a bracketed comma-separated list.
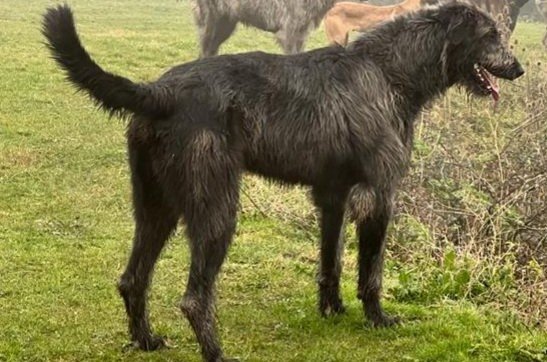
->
[324, 0, 422, 46]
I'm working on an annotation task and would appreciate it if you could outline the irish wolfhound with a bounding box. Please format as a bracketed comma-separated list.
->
[324, 0, 423, 46]
[43, 2, 524, 361]
[192, 0, 340, 57]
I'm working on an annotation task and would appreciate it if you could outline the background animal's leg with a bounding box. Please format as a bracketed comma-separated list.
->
[275, 28, 307, 54]
[179, 135, 241, 362]
[356, 192, 400, 327]
[118, 147, 179, 351]
[290, 30, 308, 53]
[275, 29, 291, 54]
[313, 188, 348, 317]
[197, 14, 237, 58]
[543, 28, 547, 49]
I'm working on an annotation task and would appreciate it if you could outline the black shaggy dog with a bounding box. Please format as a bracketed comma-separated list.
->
[43, 3, 524, 361]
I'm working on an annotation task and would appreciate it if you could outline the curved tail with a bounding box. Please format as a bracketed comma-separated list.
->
[42, 5, 173, 119]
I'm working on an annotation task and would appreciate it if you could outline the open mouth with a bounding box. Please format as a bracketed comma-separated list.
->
[473, 64, 500, 101]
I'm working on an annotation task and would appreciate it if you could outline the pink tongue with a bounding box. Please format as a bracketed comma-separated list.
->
[479, 68, 500, 103]
[490, 80, 500, 102]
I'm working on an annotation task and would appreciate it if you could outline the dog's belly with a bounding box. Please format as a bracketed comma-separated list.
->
[239, 117, 361, 187]
[239, 17, 280, 33]
[243, 149, 359, 188]
[244, 157, 319, 186]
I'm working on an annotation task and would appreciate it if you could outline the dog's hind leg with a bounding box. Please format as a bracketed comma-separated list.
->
[275, 28, 307, 54]
[197, 14, 237, 58]
[356, 192, 400, 327]
[313, 188, 349, 317]
[179, 133, 241, 362]
[118, 146, 179, 351]
[181, 197, 239, 361]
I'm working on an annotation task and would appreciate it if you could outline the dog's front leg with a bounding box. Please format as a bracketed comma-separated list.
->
[356, 197, 400, 327]
[313, 188, 349, 317]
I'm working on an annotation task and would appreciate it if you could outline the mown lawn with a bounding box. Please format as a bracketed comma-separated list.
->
[0, 1, 546, 361]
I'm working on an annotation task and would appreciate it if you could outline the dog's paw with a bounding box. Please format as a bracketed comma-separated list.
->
[369, 313, 401, 328]
[123, 335, 168, 352]
[140, 334, 168, 351]
[319, 297, 346, 317]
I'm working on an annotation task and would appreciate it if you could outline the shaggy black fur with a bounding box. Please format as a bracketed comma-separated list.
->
[42, 3, 524, 361]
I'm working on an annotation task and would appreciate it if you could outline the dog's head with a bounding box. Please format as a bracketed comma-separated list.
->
[436, 2, 524, 100]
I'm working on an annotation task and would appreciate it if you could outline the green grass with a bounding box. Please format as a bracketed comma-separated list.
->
[1, 1, 546, 361]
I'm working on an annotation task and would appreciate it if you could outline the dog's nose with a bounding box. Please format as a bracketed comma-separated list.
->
[511, 61, 525, 80]
[514, 64, 525, 79]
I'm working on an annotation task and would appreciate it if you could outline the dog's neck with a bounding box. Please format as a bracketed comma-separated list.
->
[347, 17, 455, 114]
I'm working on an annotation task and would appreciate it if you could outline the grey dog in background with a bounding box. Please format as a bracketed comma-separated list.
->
[536, 0, 547, 48]
[42, 2, 524, 361]
[192, 0, 341, 56]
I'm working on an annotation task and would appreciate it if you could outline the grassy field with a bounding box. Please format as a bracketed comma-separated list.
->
[1, 1, 546, 361]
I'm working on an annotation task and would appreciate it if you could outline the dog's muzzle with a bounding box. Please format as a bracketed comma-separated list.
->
[491, 58, 525, 81]
[507, 60, 525, 80]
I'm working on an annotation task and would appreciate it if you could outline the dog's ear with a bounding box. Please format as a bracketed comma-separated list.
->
[446, 8, 473, 44]
[445, 5, 486, 45]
